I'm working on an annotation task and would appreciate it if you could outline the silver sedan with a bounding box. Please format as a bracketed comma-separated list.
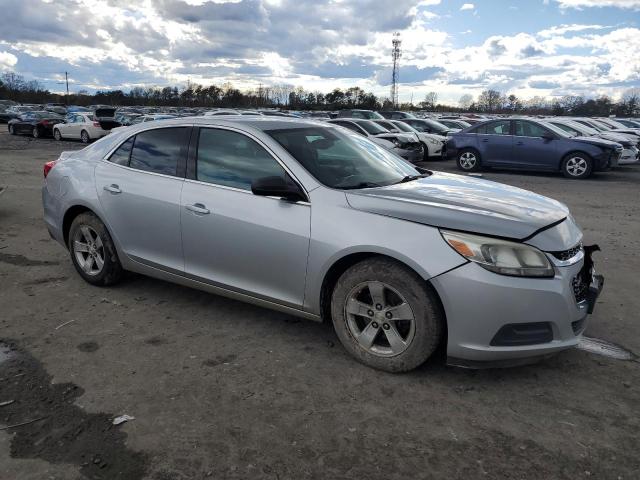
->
[42, 117, 603, 372]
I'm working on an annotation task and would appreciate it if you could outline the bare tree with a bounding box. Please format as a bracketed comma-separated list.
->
[458, 94, 473, 110]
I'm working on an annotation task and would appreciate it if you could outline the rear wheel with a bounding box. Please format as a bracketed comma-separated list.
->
[53, 129, 62, 141]
[331, 257, 443, 372]
[81, 130, 90, 143]
[8, 124, 15, 135]
[562, 153, 592, 179]
[32, 127, 40, 139]
[68, 212, 123, 286]
[456, 148, 481, 172]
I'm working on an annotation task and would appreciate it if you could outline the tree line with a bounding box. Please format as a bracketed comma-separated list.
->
[1, 72, 638, 117]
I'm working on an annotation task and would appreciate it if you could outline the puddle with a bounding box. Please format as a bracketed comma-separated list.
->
[0, 340, 148, 479]
[577, 336, 636, 361]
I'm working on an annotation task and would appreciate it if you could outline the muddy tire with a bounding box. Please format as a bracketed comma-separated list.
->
[68, 212, 123, 286]
[331, 257, 444, 373]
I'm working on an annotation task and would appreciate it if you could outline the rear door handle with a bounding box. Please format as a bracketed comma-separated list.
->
[103, 184, 121, 194]
[185, 203, 210, 215]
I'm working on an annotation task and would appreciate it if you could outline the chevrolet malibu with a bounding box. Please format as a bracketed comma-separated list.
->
[42, 117, 603, 372]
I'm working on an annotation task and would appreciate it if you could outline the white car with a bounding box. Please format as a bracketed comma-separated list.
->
[53, 108, 120, 143]
[374, 119, 446, 160]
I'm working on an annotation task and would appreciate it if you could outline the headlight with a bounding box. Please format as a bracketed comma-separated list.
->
[391, 138, 402, 147]
[427, 138, 439, 145]
[440, 230, 554, 278]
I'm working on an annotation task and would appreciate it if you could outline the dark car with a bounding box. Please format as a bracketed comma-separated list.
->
[336, 109, 384, 120]
[378, 111, 416, 120]
[446, 118, 622, 179]
[8, 111, 65, 138]
[398, 118, 455, 136]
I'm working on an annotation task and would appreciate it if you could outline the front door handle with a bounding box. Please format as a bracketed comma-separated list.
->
[103, 184, 121, 194]
[186, 203, 210, 215]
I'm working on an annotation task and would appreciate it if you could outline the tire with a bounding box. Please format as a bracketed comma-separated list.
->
[81, 130, 90, 143]
[421, 142, 430, 161]
[8, 124, 15, 135]
[32, 127, 40, 139]
[53, 129, 62, 141]
[68, 212, 123, 286]
[561, 153, 593, 179]
[331, 257, 444, 373]
[456, 148, 481, 172]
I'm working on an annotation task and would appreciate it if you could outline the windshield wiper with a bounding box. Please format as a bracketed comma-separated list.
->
[394, 173, 431, 184]
[341, 182, 383, 190]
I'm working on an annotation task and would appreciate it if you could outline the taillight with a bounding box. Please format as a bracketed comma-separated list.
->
[41, 120, 49, 126]
[93, 121, 100, 127]
[44, 160, 57, 178]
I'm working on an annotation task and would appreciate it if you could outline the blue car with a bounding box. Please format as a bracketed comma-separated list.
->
[446, 118, 622, 179]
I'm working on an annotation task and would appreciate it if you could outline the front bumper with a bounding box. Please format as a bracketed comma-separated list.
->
[430, 252, 603, 366]
[395, 146, 424, 163]
[619, 147, 639, 165]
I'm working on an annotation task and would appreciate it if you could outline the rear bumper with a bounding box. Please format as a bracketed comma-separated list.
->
[430, 254, 603, 366]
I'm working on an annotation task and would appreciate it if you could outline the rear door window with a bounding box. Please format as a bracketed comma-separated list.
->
[129, 127, 188, 176]
[475, 120, 511, 135]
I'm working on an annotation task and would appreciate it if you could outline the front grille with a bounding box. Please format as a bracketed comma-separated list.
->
[550, 243, 583, 262]
[573, 274, 589, 303]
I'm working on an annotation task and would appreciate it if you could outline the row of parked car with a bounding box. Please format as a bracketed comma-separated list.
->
[3, 102, 639, 179]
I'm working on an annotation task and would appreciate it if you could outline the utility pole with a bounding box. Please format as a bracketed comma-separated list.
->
[390, 32, 402, 108]
[65, 71, 69, 103]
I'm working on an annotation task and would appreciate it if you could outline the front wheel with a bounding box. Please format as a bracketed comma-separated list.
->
[331, 257, 444, 372]
[68, 212, 123, 286]
[562, 154, 592, 179]
[8, 124, 15, 135]
[53, 129, 62, 141]
[456, 148, 481, 172]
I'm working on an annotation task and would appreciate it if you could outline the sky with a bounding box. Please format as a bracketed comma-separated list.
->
[0, 0, 638, 104]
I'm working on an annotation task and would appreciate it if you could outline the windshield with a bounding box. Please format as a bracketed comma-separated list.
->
[266, 126, 418, 189]
[539, 121, 573, 138]
[564, 120, 597, 135]
[355, 121, 389, 135]
[549, 122, 579, 137]
[392, 121, 415, 133]
[410, 119, 448, 134]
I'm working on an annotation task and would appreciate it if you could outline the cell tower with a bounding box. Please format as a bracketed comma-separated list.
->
[390, 32, 402, 107]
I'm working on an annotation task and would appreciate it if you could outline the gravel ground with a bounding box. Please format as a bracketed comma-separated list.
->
[1, 129, 639, 480]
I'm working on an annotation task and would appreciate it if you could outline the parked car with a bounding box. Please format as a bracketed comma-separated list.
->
[572, 118, 640, 141]
[42, 117, 603, 372]
[0, 105, 35, 123]
[66, 105, 91, 113]
[437, 118, 472, 130]
[614, 119, 640, 128]
[7, 111, 65, 138]
[45, 103, 67, 115]
[328, 118, 423, 162]
[373, 119, 446, 160]
[131, 114, 177, 124]
[54, 110, 120, 143]
[398, 118, 458, 136]
[336, 109, 384, 120]
[378, 111, 416, 120]
[115, 112, 141, 126]
[546, 118, 639, 165]
[447, 118, 622, 179]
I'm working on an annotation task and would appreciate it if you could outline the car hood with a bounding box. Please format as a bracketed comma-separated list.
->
[345, 171, 570, 240]
[572, 136, 621, 148]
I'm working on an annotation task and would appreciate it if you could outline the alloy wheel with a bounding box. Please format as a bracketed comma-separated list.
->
[81, 131, 89, 143]
[72, 225, 105, 276]
[344, 281, 416, 357]
[565, 157, 588, 177]
[459, 151, 477, 169]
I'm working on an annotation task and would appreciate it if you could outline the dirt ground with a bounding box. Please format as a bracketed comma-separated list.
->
[1, 129, 639, 480]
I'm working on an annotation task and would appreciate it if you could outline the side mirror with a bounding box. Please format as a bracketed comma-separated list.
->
[251, 176, 307, 202]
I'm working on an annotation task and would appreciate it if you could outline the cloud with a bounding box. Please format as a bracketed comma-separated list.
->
[460, 3, 475, 10]
[554, 0, 640, 8]
[0, 51, 18, 70]
[538, 24, 611, 37]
